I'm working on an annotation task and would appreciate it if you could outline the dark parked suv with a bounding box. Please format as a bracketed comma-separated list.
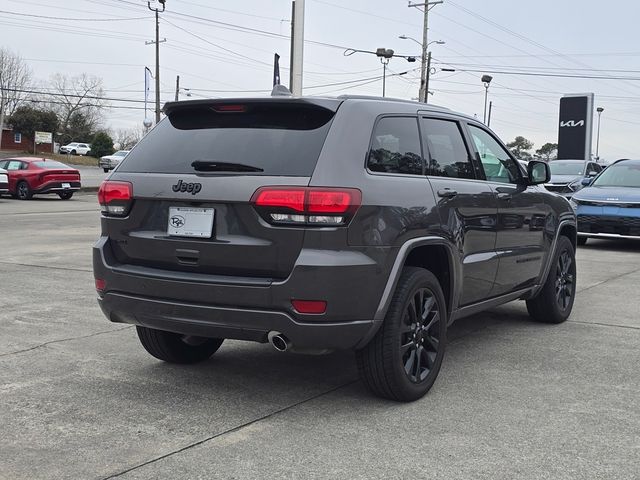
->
[94, 95, 577, 401]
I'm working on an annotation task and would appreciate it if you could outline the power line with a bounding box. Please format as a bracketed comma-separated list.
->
[0, 9, 149, 21]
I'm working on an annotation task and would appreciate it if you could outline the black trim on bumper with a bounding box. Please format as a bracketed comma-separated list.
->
[99, 292, 375, 349]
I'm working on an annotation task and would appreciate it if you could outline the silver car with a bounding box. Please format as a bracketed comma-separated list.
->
[99, 150, 130, 172]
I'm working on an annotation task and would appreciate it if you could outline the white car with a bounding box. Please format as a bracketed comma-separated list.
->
[99, 150, 130, 172]
[60, 142, 92, 155]
[0, 167, 8, 194]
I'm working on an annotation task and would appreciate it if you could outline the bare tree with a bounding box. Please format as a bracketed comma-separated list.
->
[0, 48, 33, 147]
[112, 126, 145, 150]
[47, 73, 109, 143]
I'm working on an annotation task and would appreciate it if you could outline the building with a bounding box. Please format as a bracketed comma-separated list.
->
[1, 126, 54, 153]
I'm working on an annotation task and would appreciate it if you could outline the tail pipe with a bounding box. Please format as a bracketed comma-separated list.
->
[268, 331, 291, 352]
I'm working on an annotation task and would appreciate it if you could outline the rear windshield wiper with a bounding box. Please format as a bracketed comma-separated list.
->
[191, 160, 264, 172]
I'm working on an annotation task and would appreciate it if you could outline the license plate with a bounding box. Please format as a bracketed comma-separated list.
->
[168, 207, 214, 238]
[62, 183, 70, 189]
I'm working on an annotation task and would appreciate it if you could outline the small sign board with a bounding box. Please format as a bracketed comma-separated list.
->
[35, 131, 52, 144]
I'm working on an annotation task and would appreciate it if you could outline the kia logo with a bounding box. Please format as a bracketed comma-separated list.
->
[172, 179, 202, 195]
[560, 120, 585, 127]
[170, 215, 185, 228]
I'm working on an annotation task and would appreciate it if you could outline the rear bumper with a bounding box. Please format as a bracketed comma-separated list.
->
[34, 181, 81, 194]
[98, 292, 374, 349]
[93, 236, 394, 350]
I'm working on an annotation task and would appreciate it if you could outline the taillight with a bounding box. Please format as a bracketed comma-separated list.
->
[98, 180, 133, 216]
[251, 187, 361, 226]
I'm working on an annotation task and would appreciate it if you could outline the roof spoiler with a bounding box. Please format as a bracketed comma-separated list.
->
[271, 84, 292, 97]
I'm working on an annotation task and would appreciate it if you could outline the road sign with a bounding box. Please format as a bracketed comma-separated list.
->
[35, 131, 52, 144]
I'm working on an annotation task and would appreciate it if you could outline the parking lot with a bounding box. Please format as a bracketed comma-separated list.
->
[1, 193, 639, 480]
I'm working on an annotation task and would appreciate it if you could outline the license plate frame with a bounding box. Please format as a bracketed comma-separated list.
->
[167, 207, 215, 238]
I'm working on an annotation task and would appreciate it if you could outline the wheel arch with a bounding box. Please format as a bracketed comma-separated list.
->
[357, 236, 457, 349]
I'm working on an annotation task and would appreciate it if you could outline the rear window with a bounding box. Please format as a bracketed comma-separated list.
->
[33, 161, 71, 169]
[118, 103, 336, 176]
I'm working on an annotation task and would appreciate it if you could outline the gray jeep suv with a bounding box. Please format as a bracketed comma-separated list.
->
[93, 95, 577, 401]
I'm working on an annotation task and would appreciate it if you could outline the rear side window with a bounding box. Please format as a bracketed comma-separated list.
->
[367, 117, 423, 175]
[33, 161, 71, 169]
[118, 103, 335, 176]
[421, 118, 474, 179]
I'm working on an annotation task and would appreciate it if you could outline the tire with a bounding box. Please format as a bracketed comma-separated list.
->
[356, 267, 447, 402]
[577, 236, 587, 246]
[526, 235, 576, 324]
[103, 168, 109, 173]
[136, 326, 223, 364]
[71, 149, 77, 155]
[58, 191, 73, 200]
[16, 181, 33, 200]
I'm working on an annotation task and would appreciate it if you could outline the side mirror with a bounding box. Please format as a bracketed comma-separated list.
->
[527, 160, 550, 185]
[588, 171, 598, 177]
[581, 177, 593, 186]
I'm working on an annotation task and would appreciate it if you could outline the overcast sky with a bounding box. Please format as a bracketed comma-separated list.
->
[2, 0, 639, 160]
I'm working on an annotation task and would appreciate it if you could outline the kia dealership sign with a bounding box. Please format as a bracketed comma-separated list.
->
[557, 93, 594, 160]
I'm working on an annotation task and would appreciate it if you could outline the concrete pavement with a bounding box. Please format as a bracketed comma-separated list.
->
[0, 195, 638, 479]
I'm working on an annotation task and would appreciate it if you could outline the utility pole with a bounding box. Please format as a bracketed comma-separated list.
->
[409, 0, 443, 103]
[290, 0, 305, 95]
[174, 75, 180, 101]
[146, 0, 166, 124]
[424, 51, 432, 102]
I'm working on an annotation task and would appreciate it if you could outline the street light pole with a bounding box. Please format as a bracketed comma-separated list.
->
[596, 106, 604, 160]
[399, 36, 444, 102]
[375, 48, 394, 97]
[481, 74, 493, 124]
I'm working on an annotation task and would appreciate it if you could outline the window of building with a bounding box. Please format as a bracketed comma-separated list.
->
[14, 132, 21, 144]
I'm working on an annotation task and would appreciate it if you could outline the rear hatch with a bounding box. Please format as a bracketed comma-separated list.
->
[105, 98, 341, 280]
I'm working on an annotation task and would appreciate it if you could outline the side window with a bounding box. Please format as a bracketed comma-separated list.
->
[468, 125, 521, 184]
[0, 161, 6, 169]
[421, 118, 475, 179]
[6, 161, 23, 170]
[367, 117, 424, 175]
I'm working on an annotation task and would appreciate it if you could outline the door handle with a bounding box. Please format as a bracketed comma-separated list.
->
[437, 189, 458, 198]
[496, 193, 512, 200]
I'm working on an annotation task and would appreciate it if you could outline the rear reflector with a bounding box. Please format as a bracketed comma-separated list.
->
[291, 299, 327, 314]
[95, 278, 106, 291]
[98, 180, 133, 216]
[252, 187, 361, 226]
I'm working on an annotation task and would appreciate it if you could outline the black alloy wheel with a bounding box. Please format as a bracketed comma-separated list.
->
[555, 250, 574, 311]
[400, 288, 441, 383]
[357, 267, 447, 402]
[16, 181, 32, 200]
[526, 235, 576, 323]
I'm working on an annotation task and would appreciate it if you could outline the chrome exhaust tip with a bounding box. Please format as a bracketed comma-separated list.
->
[268, 331, 290, 352]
